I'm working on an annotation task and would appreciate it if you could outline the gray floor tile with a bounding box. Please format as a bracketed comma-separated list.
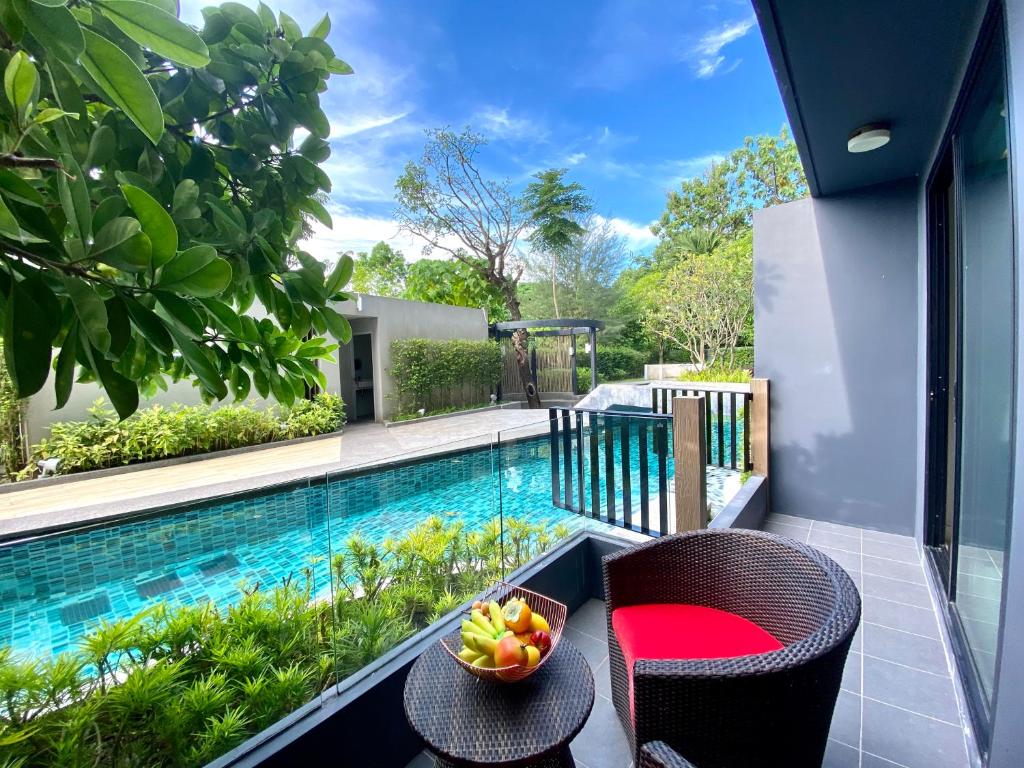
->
[862, 555, 926, 584]
[955, 571, 1003, 601]
[863, 655, 961, 724]
[823, 738, 860, 768]
[956, 556, 1001, 580]
[812, 544, 863, 575]
[863, 538, 921, 564]
[841, 651, 861, 694]
[862, 698, 968, 768]
[593, 656, 612, 701]
[404, 750, 435, 768]
[808, 527, 862, 553]
[863, 623, 949, 676]
[813, 520, 865, 537]
[863, 573, 934, 608]
[763, 521, 809, 541]
[571, 694, 632, 768]
[568, 598, 608, 642]
[766, 512, 811, 529]
[565, 625, 609, 669]
[865, 596, 940, 638]
[862, 528, 916, 546]
[862, 753, 911, 768]
[827, 689, 861, 748]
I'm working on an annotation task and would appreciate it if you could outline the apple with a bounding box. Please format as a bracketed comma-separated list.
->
[494, 635, 527, 667]
[530, 630, 551, 654]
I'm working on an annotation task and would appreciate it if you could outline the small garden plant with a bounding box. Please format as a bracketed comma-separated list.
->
[21, 393, 345, 479]
[0, 516, 568, 767]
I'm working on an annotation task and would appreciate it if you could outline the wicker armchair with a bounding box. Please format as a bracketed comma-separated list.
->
[639, 741, 698, 768]
[603, 529, 860, 768]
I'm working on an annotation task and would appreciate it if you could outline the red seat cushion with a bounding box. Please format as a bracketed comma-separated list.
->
[612, 603, 784, 715]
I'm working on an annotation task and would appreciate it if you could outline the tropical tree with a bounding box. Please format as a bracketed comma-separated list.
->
[351, 241, 407, 297]
[0, 0, 354, 417]
[395, 129, 541, 406]
[731, 126, 808, 208]
[522, 168, 591, 317]
[404, 256, 509, 321]
[640, 234, 753, 368]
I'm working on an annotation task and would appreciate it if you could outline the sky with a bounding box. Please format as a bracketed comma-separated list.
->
[179, 0, 789, 263]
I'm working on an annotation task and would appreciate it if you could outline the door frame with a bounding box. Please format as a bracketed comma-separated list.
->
[923, 0, 1013, 752]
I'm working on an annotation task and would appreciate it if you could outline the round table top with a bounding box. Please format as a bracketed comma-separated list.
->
[404, 637, 595, 767]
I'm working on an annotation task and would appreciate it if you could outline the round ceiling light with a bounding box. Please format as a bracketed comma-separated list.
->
[848, 123, 891, 153]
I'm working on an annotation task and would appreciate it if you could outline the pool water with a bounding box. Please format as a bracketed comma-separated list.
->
[0, 427, 739, 661]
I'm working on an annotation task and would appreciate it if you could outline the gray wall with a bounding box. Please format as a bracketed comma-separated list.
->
[753, 181, 920, 534]
[988, 1, 1024, 763]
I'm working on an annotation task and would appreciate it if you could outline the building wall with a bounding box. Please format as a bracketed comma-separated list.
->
[753, 181, 920, 534]
[24, 295, 488, 444]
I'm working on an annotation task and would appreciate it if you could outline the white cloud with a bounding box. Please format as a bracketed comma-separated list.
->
[592, 214, 657, 252]
[474, 106, 545, 142]
[688, 15, 756, 78]
[300, 205, 469, 262]
[330, 111, 411, 139]
[565, 152, 587, 166]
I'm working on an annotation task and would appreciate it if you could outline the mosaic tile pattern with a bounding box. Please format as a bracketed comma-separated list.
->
[0, 433, 736, 661]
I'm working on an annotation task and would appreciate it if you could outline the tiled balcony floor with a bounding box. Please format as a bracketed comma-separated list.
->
[410, 517, 974, 768]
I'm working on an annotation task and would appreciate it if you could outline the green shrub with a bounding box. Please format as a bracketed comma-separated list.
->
[680, 365, 752, 383]
[574, 344, 646, 389]
[390, 339, 502, 416]
[0, 516, 568, 767]
[0, 341, 27, 482]
[24, 394, 346, 478]
[728, 346, 754, 370]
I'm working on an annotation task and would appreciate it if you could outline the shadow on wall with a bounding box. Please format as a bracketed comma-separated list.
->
[754, 181, 920, 535]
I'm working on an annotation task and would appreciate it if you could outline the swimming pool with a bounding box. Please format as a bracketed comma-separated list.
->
[0, 424, 739, 661]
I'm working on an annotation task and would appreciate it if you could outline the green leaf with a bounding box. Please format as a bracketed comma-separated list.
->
[96, 0, 211, 67]
[0, 197, 21, 241]
[121, 185, 176, 267]
[4, 51, 37, 123]
[124, 295, 172, 353]
[33, 107, 77, 124]
[105, 295, 131, 355]
[80, 29, 164, 144]
[327, 57, 353, 75]
[326, 253, 353, 296]
[278, 10, 300, 42]
[85, 124, 117, 168]
[4, 278, 54, 397]
[91, 216, 152, 271]
[309, 12, 330, 39]
[300, 197, 332, 229]
[53, 320, 78, 410]
[29, 0, 69, 7]
[200, 297, 242, 336]
[320, 306, 352, 344]
[11, 0, 84, 64]
[58, 153, 91, 243]
[63, 276, 111, 354]
[0, 169, 44, 207]
[158, 245, 232, 296]
[153, 291, 204, 335]
[167, 325, 227, 399]
[81, 328, 138, 419]
[136, 0, 177, 14]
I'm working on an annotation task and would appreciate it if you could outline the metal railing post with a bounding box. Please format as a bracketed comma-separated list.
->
[673, 395, 707, 532]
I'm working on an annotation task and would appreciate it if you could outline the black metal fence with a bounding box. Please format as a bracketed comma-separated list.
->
[547, 407, 672, 536]
[650, 384, 752, 471]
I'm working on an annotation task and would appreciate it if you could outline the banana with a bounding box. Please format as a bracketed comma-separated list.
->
[471, 633, 498, 656]
[471, 609, 496, 637]
[489, 601, 506, 634]
[459, 646, 479, 662]
[462, 619, 491, 638]
[472, 655, 495, 668]
[530, 613, 550, 633]
[461, 632, 480, 653]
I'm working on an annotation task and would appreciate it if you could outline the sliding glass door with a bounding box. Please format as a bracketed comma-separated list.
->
[926, 9, 1013, 740]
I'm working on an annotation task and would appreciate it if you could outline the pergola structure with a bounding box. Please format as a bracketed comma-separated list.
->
[490, 319, 605, 395]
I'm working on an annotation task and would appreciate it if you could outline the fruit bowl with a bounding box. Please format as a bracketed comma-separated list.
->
[441, 582, 567, 683]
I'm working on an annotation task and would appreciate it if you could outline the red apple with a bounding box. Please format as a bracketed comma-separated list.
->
[494, 635, 527, 667]
[530, 630, 551, 654]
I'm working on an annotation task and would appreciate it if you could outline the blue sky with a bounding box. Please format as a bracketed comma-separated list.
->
[181, 0, 788, 261]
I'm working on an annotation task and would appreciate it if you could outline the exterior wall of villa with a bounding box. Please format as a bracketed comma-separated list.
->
[753, 180, 920, 534]
[22, 296, 488, 444]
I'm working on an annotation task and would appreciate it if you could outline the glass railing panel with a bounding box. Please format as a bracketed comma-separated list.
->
[0, 475, 332, 766]
[322, 429, 499, 688]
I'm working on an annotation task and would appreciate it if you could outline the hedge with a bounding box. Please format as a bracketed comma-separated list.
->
[575, 345, 647, 391]
[390, 339, 502, 416]
[24, 394, 345, 478]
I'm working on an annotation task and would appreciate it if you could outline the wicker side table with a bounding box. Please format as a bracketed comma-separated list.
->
[404, 637, 595, 768]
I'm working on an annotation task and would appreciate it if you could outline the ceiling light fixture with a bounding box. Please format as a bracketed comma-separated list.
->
[847, 123, 891, 153]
